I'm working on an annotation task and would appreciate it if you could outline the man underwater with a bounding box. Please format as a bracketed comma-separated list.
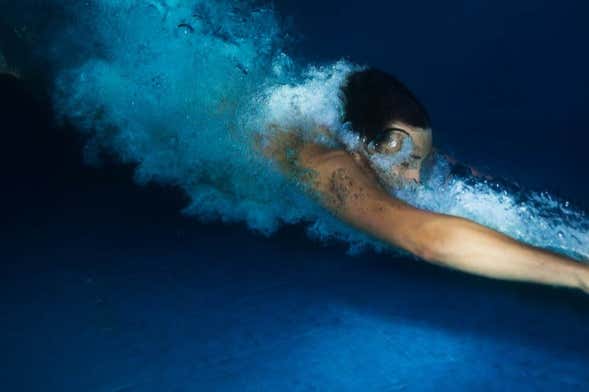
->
[261, 67, 589, 295]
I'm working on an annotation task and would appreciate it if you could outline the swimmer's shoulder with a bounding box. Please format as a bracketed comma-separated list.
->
[297, 142, 350, 167]
[260, 129, 382, 194]
[299, 142, 376, 177]
[297, 141, 386, 197]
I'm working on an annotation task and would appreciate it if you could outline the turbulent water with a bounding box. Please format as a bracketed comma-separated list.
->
[3, 0, 588, 259]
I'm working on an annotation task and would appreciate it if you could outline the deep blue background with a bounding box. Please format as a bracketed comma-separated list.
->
[276, 0, 589, 203]
[1, 1, 589, 390]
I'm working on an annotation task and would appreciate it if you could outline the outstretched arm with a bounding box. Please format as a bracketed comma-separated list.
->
[261, 133, 589, 294]
[423, 215, 587, 291]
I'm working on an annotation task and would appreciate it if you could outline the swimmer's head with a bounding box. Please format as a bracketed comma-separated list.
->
[341, 68, 432, 184]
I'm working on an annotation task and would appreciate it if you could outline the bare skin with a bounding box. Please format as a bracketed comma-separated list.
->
[258, 123, 589, 295]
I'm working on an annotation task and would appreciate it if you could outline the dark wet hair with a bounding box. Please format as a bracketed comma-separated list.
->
[340, 67, 431, 143]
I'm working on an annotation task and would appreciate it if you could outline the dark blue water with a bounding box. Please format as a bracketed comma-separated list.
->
[277, 0, 589, 202]
[1, 1, 589, 391]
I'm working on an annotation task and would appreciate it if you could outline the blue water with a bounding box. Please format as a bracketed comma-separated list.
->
[1, 0, 589, 390]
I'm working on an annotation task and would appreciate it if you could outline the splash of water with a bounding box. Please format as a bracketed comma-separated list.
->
[393, 160, 589, 260]
[45, 0, 382, 253]
[13, 0, 588, 258]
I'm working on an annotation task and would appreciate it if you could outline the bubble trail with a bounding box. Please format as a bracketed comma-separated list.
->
[12, 0, 587, 258]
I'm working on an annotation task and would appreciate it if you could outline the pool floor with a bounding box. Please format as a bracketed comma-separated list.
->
[2, 185, 589, 391]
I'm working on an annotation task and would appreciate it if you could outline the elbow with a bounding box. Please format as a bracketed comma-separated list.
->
[414, 241, 440, 263]
[400, 231, 439, 263]
[410, 217, 458, 263]
[418, 246, 437, 263]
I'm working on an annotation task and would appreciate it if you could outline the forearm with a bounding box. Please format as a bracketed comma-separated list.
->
[426, 217, 587, 290]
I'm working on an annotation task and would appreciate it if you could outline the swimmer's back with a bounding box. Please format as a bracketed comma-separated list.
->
[294, 140, 443, 259]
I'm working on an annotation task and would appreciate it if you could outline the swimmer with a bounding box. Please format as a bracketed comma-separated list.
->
[261, 68, 589, 295]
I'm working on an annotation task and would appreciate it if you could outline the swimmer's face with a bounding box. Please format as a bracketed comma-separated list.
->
[363, 121, 433, 183]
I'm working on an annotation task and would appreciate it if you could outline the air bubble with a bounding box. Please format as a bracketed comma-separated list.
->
[40, 0, 588, 258]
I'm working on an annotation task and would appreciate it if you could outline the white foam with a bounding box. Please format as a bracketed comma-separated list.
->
[37, 0, 588, 259]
